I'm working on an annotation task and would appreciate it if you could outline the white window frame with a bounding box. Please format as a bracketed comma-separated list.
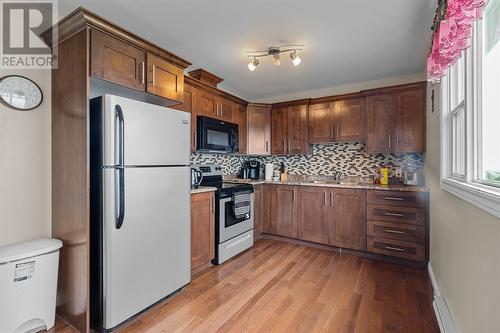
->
[440, 17, 500, 219]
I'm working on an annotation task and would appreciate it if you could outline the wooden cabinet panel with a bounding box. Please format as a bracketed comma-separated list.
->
[271, 107, 288, 155]
[236, 103, 247, 154]
[366, 94, 396, 153]
[275, 186, 298, 238]
[287, 104, 310, 154]
[367, 190, 426, 208]
[308, 102, 334, 143]
[247, 104, 271, 155]
[191, 192, 215, 270]
[330, 189, 366, 251]
[170, 84, 197, 152]
[146, 53, 184, 103]
[263, 185, 277, 234]
[367, 204, 425, 225]
[367, 236, 425, 261]
[367, 220, 425, 243]
[218, 97, 235, 122]
[396, 88, 425, 152]
[253, 185, 264, 237]
[297, 187, 330, 244]
[198, 90, 218, 118]
[90, 29, 146, 91]
[334, 97, 366, 142]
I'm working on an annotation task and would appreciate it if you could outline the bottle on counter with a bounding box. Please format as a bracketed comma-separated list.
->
[380, 165, 389, 185]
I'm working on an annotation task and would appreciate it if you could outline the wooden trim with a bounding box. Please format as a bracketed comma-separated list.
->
[191, 261, 214, 278]
[361, 81, 427, 96]
[310, 92, 364, 104]
[185, 76, 248, 105]
[42, 7, 191, 69]
[272, 98, 311, 108]
[188, 68, 224, 87]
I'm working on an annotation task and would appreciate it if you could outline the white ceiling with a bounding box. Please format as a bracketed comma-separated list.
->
[59, 0, 436, 101]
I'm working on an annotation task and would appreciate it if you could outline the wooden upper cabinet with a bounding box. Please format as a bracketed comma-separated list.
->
[287, 104, 310, 154]
[271, 107, 287, 155]
[309, 102, 334, 143]
[235, 103, 247, 154]
[191, 191, 215, 271]
[146, 53, 184, 103]
[396, 88, 425, 153]
[218, 96, 235, 122]
[329, 189, 367, 251]
[334, 97, 366, 142]
[297, 187, 330, 245]
[366, 94, 397, 153]
[247, 104, 271, 155]
[171, 84, 197, 152]
[90, 29, 146, 91]
[275, 186, 298, 238]
[198, 90, 218, 118]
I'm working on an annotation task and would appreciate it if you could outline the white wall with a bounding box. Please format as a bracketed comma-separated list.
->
[425, 83, 500, 332]
[0, 69, 51, 245]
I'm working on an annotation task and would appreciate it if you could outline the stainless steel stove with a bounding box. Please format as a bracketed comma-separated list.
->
[191, 164, 254, 264]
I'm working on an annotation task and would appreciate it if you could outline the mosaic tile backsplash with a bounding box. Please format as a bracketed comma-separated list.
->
[191, 143, 424, 178]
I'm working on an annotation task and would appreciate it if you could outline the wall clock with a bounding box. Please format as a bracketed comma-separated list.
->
[0, 75, 43, 111]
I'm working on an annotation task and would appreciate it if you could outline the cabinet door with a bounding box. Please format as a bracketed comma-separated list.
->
[330, 189, 366, 251]
[297, 187, 330, 244]
[146, 53, 184, 103]
[275, 186, 298, 238]
[263, 185, 277, 234]
[235, 103, 247, 154]
[253, 185, 264, 236]
[395, 88, 425, 153]
[247, 104, 271, 155]
[218, 97, 235, 122]
[271, 107, 288, 154]
[191, 192, 215, 270]
[171, 84, 197, 152]
[334, 97, 366, 142]
[90, 29, 146, 91]
[287, 104, 310, 154]
[197, 90, 218, 118]
[366, 94, 397, 153]
[308, 102, 334, 143]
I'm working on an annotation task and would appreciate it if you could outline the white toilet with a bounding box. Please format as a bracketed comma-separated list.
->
[0, 238, 63, 333]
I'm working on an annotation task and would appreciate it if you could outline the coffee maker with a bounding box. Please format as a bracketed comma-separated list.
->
[247, 160, 260, 179]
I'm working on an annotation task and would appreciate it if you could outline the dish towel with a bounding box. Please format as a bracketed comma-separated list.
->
[232, 191, 252, 219]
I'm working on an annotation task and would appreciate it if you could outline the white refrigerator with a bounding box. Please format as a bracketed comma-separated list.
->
[90, 94, 191, 331]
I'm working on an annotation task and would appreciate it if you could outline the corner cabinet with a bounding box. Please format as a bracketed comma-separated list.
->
[247, 104, 272, 155]
[366, 83, 426, 153]
[191, 191, 215, 271]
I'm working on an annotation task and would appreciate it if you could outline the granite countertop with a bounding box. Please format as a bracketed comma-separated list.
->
[223, 178, 429, 192]
[191, 186, 217, 194]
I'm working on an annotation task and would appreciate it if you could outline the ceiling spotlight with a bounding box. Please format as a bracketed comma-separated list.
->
[290, 51, 301, 66]
[246, 45, 303, 72]
[248, 57, 259, 71]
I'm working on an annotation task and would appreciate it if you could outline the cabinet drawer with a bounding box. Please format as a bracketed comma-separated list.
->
[367, 190, 426, 208]
[367, 236, 425, 261]
[367, 204, 425, 225]
[367, 220, 425, 243]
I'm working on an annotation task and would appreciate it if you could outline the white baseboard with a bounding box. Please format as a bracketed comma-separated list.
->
[428, 263, 457, 333]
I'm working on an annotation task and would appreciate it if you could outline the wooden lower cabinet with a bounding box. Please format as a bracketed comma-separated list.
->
[274, 186, 298, 238]
[191, 191, 215, 271]
[297, 187, 330, 244]
[329, 189, 367, 251]
[253, 185, 264, 237]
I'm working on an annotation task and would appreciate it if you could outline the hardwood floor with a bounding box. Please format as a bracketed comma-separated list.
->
[51, 239, 438, 333]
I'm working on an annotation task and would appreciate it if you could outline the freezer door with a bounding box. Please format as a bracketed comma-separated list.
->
[101, 94, 191, 167]
[102, 166, 190, 329]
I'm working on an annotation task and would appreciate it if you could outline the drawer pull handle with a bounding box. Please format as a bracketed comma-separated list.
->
[384, 229, 404, 234]
[384, 196, 404, 201]
[384, 246, 405, 252]
[384, 212, 404, 217]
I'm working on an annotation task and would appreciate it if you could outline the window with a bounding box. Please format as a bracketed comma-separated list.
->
[440, 0, 500, 218]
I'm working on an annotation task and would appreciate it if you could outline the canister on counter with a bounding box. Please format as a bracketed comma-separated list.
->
[380, 165, 389, 185]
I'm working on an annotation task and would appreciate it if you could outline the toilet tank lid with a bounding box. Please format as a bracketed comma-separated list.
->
[0, 238, 62, 264]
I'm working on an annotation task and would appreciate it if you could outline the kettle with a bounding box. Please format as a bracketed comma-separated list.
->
[191, 168, 203, 189]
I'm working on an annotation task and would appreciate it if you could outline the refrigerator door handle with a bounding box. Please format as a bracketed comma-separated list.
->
[115, 104, 125, 229]
[115, 104, 125, 167]
[115, 168, 125, 229]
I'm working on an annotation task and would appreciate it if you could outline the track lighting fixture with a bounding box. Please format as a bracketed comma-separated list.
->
[246, 45, 303, 71]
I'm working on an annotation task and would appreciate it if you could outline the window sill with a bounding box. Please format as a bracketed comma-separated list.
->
[441, 178, 500, 219]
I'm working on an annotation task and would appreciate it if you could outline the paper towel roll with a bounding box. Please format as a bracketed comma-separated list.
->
[265, 163, 274, 181]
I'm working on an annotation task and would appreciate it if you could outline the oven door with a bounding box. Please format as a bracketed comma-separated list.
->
[197, 116, 238, 153]
[218, 193, 254, 243]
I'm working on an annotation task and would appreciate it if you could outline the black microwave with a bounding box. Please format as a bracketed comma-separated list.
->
[197, 116, 239, 153]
